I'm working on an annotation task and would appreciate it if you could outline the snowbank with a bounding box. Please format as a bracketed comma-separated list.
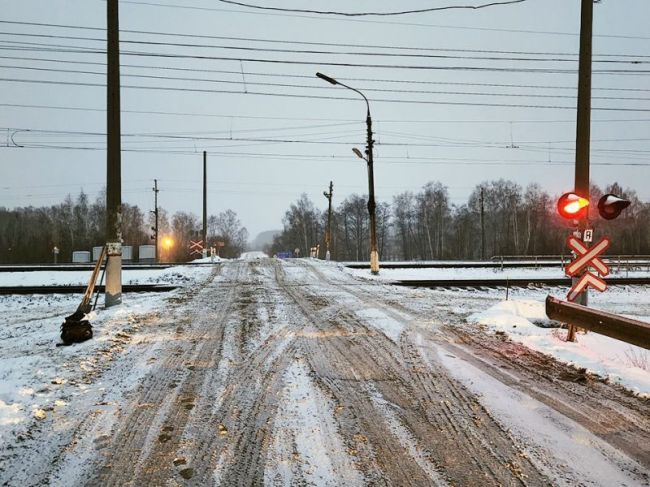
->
[468, 299, 650, 396]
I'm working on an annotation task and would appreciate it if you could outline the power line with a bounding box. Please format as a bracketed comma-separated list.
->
[2, 32, 649, 65]
[4, 77, 650, 111]
[2, 44, 650, 75]
[115, 1, 650, 41]
[6, 65, 650, 102]
[3, 53, 649, 93]
[3, 102, 650, 124]
[4, 143, 648, 166]
[0, 19, 647, 58]
[214, 0, 527, 17]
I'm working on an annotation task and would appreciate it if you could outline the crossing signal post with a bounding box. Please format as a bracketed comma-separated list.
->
[557, 191, 630, 341]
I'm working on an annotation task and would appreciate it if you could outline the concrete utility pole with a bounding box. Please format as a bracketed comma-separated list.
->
[202, 151, 208, 258]
[152, 179, 159, 263]
[568, 0, 594, 341]
[323, 181, 333, 260]
[105, 0, 122, 307]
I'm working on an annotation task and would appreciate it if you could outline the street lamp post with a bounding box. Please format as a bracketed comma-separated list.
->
[316, 72, 380, 274]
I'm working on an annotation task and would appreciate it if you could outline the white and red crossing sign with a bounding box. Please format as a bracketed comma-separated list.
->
[189, 239, 204, 256]
[565, 235, 611, 301]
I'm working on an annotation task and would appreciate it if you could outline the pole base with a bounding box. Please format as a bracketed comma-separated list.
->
[105, 252, 122, 307]
[370, 250, 380, 275]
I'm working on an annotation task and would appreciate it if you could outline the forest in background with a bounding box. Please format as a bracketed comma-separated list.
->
[1, 179, 647, 264]
[0, 191, 248, 263]
[268, 179, 650, 261]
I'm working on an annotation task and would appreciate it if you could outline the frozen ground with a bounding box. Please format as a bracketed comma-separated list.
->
[0, 258, 648, 486]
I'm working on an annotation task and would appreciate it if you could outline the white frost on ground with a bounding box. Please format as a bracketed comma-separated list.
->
[432, 339, 647, 487]
[0, 264, 213, 445]
[264, 360, 364, 487]
[468, 298, 650, 396]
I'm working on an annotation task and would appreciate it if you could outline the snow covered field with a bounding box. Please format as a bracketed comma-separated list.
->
[346, 264, 650, 281]
[0, 264, 214, 445]
[0, 264, 215, 287]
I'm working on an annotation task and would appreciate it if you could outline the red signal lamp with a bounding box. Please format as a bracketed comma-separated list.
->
[558, 192, 589, 219]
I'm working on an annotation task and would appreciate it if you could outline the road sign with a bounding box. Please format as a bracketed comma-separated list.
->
[583, 228, 593, 243]
[567, 272, 607, 302]
[565, 236, 610, 277]
[189, 239, 204, 256]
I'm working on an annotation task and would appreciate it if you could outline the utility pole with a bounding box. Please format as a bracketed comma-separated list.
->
[568, 0, 593, 341]
[480, 187, 486, 260]
[105, 0, 122, 307]
[152, 179, 159, 262]
[366, 111, 380, 275]
[323, 181, 333, 260]
[202, 151, 207, 258]
[316, 72, 380, 275]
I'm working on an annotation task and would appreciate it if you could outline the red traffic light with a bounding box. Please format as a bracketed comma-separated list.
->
[557, 192, 589, 219]
[597, 193, 630, 220]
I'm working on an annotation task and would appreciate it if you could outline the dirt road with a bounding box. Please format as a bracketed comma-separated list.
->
[4, 258, 649, 486]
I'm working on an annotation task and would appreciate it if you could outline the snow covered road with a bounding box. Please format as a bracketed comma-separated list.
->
[1, 258, 649, 486]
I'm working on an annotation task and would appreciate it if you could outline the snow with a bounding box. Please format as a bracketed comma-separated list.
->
[432, 339, 647, 487]
[265, 360, 364, 486]
[0, 264, 214, 287]
[0, 264, 213, 447]
[468, 298, 650, 397]
[345, 265, 650, 282]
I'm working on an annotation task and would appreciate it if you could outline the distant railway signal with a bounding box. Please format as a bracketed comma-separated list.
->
[597, 194, 630, 220]
[557, 192, 589, 220]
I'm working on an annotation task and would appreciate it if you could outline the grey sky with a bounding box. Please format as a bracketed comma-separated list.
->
[1, 0, 649, 239]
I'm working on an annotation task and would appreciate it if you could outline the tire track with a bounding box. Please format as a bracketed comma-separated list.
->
[88, 263, 244, 486]
[276, 259, 547, 486]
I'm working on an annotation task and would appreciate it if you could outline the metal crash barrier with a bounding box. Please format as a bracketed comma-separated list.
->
[546, 295, 650, 351]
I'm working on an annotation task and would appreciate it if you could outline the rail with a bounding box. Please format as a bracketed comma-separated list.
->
[545, 295, 650, 350]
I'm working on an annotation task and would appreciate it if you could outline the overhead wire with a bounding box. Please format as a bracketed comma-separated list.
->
[3, 29, 650, 64]
[0, 19, 647, 58]
[214, 0, 528, 17]
[4, 77, 650, 112]
[1, 43, 650, 75]
[2, 53, 650, 93]
[3, 102, 650, 125]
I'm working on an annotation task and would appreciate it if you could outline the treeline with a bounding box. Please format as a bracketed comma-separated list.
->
[269, 180, 650, 261]
[0, 191, 248, 263]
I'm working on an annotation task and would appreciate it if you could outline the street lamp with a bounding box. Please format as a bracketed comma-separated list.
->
[316, 72, 380, 275]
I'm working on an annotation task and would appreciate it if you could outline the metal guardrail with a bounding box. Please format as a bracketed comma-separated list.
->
[546, 295, 650, 350]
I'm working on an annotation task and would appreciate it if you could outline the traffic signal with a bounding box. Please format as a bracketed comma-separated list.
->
[597, 194, 630, 220]
[557, 192, 589, 219]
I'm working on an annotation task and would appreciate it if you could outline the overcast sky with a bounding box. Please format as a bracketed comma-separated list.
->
[1, 0, 649, 239]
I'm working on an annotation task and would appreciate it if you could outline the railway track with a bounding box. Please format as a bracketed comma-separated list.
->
[0, 284, 177, 295]
[0, 262, 217, 272]
[390, 277, 650, 288]
[344, 259, 650, 270]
